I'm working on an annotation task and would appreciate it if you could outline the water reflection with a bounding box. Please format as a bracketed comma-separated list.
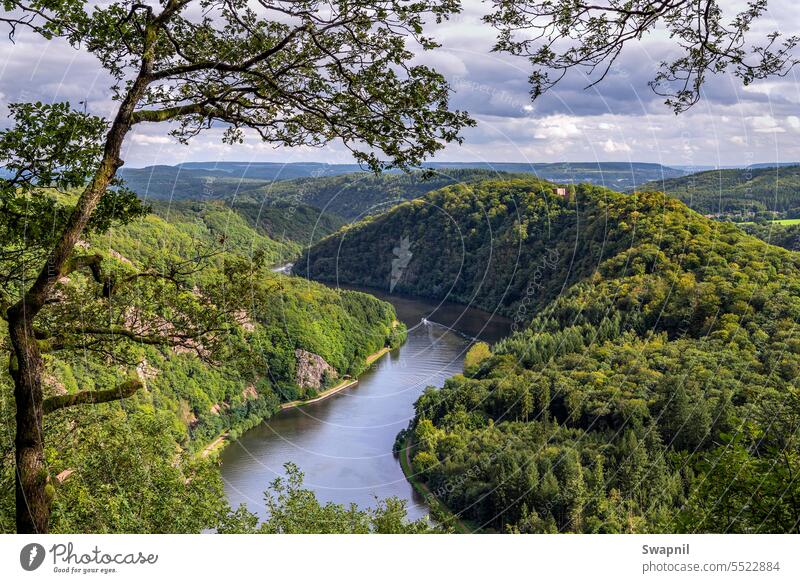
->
[220, 289, 511, 520]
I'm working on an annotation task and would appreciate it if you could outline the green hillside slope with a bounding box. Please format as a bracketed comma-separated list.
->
[0, 204, 403, 533]
[301, 177, 800, 533]
[636, 165, 800, 219]
[236, 168, 504, 220]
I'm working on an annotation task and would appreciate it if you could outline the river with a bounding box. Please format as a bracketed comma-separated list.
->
[219, 286, 512, 521]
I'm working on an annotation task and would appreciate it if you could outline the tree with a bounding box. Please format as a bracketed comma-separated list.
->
[217, 463, 439, 533]
[1, 0, 472, 533]
[486, 0, 799, 112]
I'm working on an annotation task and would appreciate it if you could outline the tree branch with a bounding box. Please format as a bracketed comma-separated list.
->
[43, 379, 142, 414]
[63, 254, 104, 281]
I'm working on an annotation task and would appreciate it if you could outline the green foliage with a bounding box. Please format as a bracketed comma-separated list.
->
[0, 202, 402, 532]
[298, 178, 588, 315]
[218, 463, 439, 533]
[741, 221, 800, 251]
[239, 164, 685, 221]
[228, 201, 345, 244]
[463, 342, 491, 376]
[637, 165, 800, 219]
[239, 168, 509, 219]
[311, 176, 800, 533]
[109, 199, 298, 267]
[0, 102, 147, 299]
[120, 162, 685, 208]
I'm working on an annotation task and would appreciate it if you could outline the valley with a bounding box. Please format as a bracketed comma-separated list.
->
[220, 288, 511, 524]
[2, 166, 800, 534]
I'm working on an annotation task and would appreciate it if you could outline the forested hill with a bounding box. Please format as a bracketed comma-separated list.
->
[0, 201, 403, 533]
[295, 178, 622, 316]
[300, 177, 800, 533]
[148, 199, 345, 249]
[635, 165, 800, 218]
[236, 168, 504, 219]
[119, 161, 685, 203]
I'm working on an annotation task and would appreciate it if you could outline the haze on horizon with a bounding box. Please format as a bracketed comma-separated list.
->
[2, 0, 799, 169]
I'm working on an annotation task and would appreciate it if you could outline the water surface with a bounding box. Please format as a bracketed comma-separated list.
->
[220, 287, 511, 520]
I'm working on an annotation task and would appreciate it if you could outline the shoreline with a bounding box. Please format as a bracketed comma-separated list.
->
[397, 435, 474, 534]
[199, 344, 394, 459]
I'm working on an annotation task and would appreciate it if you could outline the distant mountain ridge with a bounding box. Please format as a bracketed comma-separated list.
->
[635, 164, 800, 218]
[118, 161, 689, 202]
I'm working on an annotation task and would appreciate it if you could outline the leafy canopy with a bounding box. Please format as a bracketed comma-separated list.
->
[486, 0, 799, 112]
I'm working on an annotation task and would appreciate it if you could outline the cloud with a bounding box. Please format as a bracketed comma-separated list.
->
[602, 139, 632, 153]
[130, 134, 173, 145]
[749, 115, 787, 133]
[533, 116, 582, 140]
[2, 0, 799, 167]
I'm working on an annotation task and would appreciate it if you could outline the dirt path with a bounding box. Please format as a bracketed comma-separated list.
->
[279, 377, 358, 410]
[365, 346, 390, 366]
[200, 432, 229, 458]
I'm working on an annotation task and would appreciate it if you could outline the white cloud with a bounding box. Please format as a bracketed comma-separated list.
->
[602, 139, 632, 153]
[4, 0, 800, 166]
[130, 134, 173, 145]
[533, 115, 582, 140]
[749, 115, 787, 133]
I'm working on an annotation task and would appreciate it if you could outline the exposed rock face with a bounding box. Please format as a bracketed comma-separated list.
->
[233, 309, 256, 332]
[136, 359, 159, 390]
[295, 349, 337, 390]
[55, 469, 75, 484]
[108, 248, 133, 265]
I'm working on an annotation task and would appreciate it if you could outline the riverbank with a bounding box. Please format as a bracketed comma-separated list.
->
[397, 435, 474, 534]
[200, 344, 395, 459]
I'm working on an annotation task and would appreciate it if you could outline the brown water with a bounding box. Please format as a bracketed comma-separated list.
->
[219, 287, 511, 521]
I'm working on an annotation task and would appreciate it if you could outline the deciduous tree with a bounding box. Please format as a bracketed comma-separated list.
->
[0, 0, 472, 533]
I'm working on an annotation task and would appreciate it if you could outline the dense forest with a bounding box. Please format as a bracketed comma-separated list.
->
[302, 177, 800, 533]
[636, 165, 800, 220]
[297, 178, 593, 315]
[120, 162, 686, 206]
[120, 162, 685, 224]
[149, 199, 345, 250]
[739, 221, 800, 252]
[0, 198, 407, 533]
[238, 168, 504, 219]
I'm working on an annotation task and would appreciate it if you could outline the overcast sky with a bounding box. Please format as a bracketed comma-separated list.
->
[1, 0, 799, 168]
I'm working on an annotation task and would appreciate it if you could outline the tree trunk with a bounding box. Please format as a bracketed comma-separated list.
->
[9, 61, 153, 532]
[9, 313, 48, 533]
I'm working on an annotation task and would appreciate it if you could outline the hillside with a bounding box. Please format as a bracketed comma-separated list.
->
[119, 161, 685, 214]
[0, 203, 404, 533]
[117, 162, 370, 201]
[421, 161, 685, 190]
[301, 177, 800, 533]
[146, 199, 345, 252]
[635, 165, 800, 219]
[238, 168, 505, 220]
[296, 179, 596, 315]
[227, 201, 346, 244]
[740, 221, 800, 251]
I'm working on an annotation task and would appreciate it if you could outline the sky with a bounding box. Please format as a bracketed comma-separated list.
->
[1, 0, 799, 169]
